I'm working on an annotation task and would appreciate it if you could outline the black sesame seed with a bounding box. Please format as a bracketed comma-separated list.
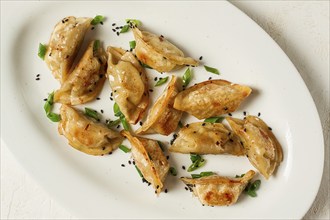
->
[116, 32, 120, 36]
[43, 98, 47, 101]
[110, 97, 113, 101]
[89, 89, 93, 92]
[185, 187, 188, 190]
[96, 97, 100, 100]
[166, 155, 169, 160]
[116, 27, 120, 30]
[112, 29, 116, 32]
[154, 77, 158, 81]
[155, 190, 157, 194]
[114, 90, 117, 93]
[148, 183, 151, 186]
[36, 78, 40, 81]
[199, 56, 203, 60]
[128, 160, 132, 165]
[36, 74, 40, 77]
[139, 121, 143, 126]
[116, 125, 120, 129]
[202, 123, 206, 126]
[229, 139, 234, 142]
[165, 189, 168, 193]
[130, 48, 133, 52]
[160, 35, 164, 38]
[110, 92, 113, 97]
[228, 113, 232, 116]
[186, 124, 190, 128]
[268, 127, 272, 130]
[121, 164, 125, 167]
[258, 112, 261, 117]
[109, 152, 112, 155]
[100, 109, 104, 113]
[208, 77, 212, 80]
[244, 128, 247, 132]
[182, 166, 186, 170]
[216, 141, 220, 145]
[112, 23, 116, 26]
[243, 111, 247, 116]
[228, 132, 231, 136]
[133, 161, 136, 165]
[100, 21, 103, 25]
[97, 119, 100, 122]
[149, 89, 153, 92]
[224, 107, 228, 111]
[91, 27, 95, 30]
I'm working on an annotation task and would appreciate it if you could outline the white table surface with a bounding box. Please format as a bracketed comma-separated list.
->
[1, 1, 329, 219]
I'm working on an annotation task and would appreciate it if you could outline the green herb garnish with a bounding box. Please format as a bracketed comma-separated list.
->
[190, 153, 201, 163]
[204, 65, 220, 75]
[245, 180, 261, 197]
[182, 68, 192, 87]
[235, 174, 245, 178]
[93, 40, 100, 55]
[85, 107, 100, 121]
[38, 43, 47, 60]
[119, 144, 131, 153]
[47, 112, 61, 122]
[140, 61, 152, 69]
[113, 103, 122, 117]
[91, 15, 105, 25]
[155, 76, 169, 86]
[169, 167, 177, 176]
[120, 25, 130, 33]
[191, 171, 214, 179]
[157, 141, 165, 152]
[178, 121, 183, 128]
[135, 165, 143, 178]
[120, 116, 130, 131]
[129, 40, 136, 49]
[188, 154, 206, 172]
[106, 118, 121, 128]
[126, 19, 142, 26]
[204, 116, 224, 123]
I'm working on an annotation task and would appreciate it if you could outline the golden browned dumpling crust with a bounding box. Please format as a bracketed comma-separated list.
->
[227, 116, 283, 179]
[45, 16, 92, 83]
[132, 27, 198, 72]
[58, 105, 124, 156]
[169, 122, 245, 155]
[173, 80, 252, 119]
[121, 131, 169, 194]
[106, 47, 149, 124]
[181, 170, 255, 206]
[136, 76, 182, 135]
[54, 40, 107, 105]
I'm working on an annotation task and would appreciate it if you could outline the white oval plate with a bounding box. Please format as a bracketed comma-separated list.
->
[1, 1, 324, 219]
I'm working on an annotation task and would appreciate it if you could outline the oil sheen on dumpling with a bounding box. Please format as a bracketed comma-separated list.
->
[54, 40, 107, 105]
[173, 80, 252, 119]
[169, 122, 245, 156]
[107, 47, 149, 124]
[121, 131, 169, 194]
[132, 27, 198, 72]
[136, 76, 182, 135]
[58, 105, 124, 156]
[227, 116, 283, 179]
[45, 16, 92, 83]
[181, 170, 255, 206]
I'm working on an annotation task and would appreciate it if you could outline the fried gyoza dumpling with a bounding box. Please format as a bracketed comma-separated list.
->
[54, 41, 107, 105]
[132, 27, 198, 72]
[121, 131, 169, 194]
[169, 122, 245, 156]
[58, 105, 124, 156]
[45, 16, 92, 83]
[136, 76, 182, 135]
[173, 80, 252, 119]
[107, 47, 149, 124]
[227, 116, 283, 179]
[181, 170, 255, 206]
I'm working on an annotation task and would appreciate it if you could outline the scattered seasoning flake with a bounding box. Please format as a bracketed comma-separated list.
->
[119, 144, 131, 153]
[129, 40, 136, 49]
[204, 65, 220, 75]
[85, 107, 100, 121]
[91, 15, 105, 25]
[169, 167, 177, 176]
[120, 25, 130, 33]
[155, 76, 169, 86]
[38, 43, 47, 60]
[182, 68, 192, 87]
[204, 116, 224, 123]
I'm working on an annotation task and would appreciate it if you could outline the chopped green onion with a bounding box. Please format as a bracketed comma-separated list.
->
[178, 121, 183, 128]
[113, 103, 122, 117]
[93, 40, 100, 55]
[47, 112, 61, 122]
[91, 15, 105, 25]
[182, 68, 192, 87]
[157, 141, 165, 152]
[191, 171, 214, 179]
[120, 116, 130, 131]
[245, 179, 261, 197]
[139, 61, 152, 69]
[188, 158, 206, 172]
[235, 173, 245, 178]
[135, 165, 143, 178]
[120, 25, 130, 33]
[204, 65, 220, 75]
[126, 19, 142, 26]
[38, 43, 47, 60]
[106, 118, 121, 128]
[85, 107, 100, 121]
[204, 116, 224, 123]
[44, 92, 54, 115]
[155, 76, 169, 86]
[119, 144, 131, 153]
[190, 153, 201, 163]
[129, 40, 136, 49]
[169, 167, 177, 176]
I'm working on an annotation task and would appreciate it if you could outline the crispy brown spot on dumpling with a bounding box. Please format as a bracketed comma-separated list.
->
[45, 16, 92, 83]
[181, 170, 255, 206]
[54, 40, 107, 105]
[58, 105, 123, 156]
[121, 131, 169, 194]
[136, 76, 182, 135]
[173, 80, 252, 119]
[169, 122, 245, 155]
[106, 47, 149, 124]
[132, 28, 198, 72]
[227, 116, 283, 179]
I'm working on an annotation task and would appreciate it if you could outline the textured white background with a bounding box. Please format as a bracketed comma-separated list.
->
[1, 1, 329, 219]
